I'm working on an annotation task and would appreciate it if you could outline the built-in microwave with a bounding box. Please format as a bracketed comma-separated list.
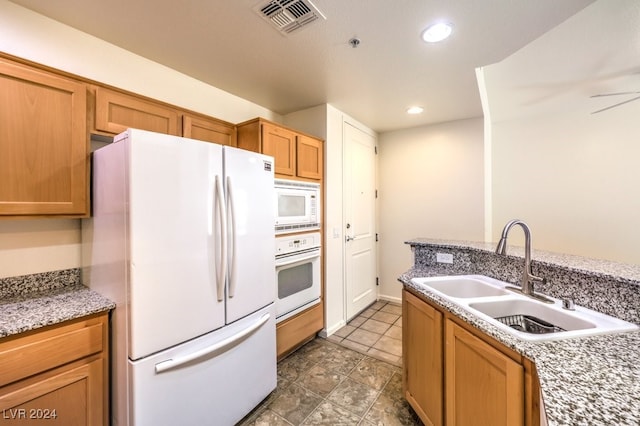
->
[274, 179, 320, 234]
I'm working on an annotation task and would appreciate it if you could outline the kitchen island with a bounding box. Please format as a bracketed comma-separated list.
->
[400, 239, 640, 426]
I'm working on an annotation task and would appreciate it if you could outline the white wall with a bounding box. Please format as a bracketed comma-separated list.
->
[482, 0, 640, 264]
[285, 104, 377, 335]
[377, 119, 485, 301]
[0, 1, 278, 278]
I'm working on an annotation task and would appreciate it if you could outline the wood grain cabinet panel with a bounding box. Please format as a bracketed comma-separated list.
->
[403, 290, 443, 426]
[94, 87, 179, 136]
[296, 134, 323, 180]
[261, 122, 296, 176]
[0, 57, 88, 216]
[0, 313, 109, 426]
[237, 118, 323, 181]
[182, 114, 236, 146]
[445, 320, 524, 426]
[403, 289, 534, 426]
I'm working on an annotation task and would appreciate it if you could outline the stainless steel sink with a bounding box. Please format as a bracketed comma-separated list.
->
[410, 275, 639, 341]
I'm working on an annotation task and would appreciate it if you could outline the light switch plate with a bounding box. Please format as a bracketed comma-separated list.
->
[436, 253, 454, 264]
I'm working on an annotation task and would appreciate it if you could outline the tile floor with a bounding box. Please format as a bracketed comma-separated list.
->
[238, 337, 422, 426]
[239, 301, 421, 425]
[327, 300, 403, 366]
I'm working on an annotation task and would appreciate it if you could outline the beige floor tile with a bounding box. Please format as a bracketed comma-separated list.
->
[340, 339, 370, 354]
[348, 316, 367, 327]
[333, 324, 356, 338]
[370, 301, 387, 310]
[359, 308, 377, 318]
[325, 334, 344, 344]
[384, 325, 402, 340]
[394, 317, 403, 328]
[371, 310, 400, 324]
[345, 328, 381, 347]
[359, 318, 391, 334]
[372, 335, 402, 357]
[380, 304, 402, 316]
[367, 348, 401, 366]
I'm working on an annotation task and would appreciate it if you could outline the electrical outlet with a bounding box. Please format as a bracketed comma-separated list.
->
[436, 253, 454, 264]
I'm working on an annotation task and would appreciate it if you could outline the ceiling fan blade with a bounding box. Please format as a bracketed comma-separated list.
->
[591, 94, 640, 114]
[590, 91, 640, 98]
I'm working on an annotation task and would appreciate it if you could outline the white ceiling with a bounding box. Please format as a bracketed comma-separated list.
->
[10, 0, 596, 132]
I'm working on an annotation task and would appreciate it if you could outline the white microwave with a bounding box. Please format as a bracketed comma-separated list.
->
[274, 179, 320, 234]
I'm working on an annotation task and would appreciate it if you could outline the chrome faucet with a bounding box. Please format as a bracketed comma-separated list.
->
[495, 219, 553, 303]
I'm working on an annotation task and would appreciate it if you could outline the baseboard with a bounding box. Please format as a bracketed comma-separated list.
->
[321, 319, 347, 337]
[378, 294, 401, 305]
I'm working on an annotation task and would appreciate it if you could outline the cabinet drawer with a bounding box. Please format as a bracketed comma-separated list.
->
[0, 318, 104, 387]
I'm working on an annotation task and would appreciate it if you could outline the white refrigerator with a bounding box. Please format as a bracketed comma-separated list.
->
[82, 128, 276, 426]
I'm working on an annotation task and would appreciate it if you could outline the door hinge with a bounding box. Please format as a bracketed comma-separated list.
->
[376, 277, 379, 286]
[375, 189, 378, 199]
[375, 233, 379, 242]
[374, 146, 378, 155]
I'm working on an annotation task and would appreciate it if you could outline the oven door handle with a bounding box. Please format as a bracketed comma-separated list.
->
[276, 250, 320, 267]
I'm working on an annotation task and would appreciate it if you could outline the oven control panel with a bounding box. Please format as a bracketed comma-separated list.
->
[275, 232, 321, 256]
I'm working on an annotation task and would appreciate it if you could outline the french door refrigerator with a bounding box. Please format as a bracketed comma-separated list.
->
[82, 128, 276, 426]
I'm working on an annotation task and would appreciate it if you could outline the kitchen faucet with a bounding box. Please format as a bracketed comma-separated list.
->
[495, 219, 554, 303]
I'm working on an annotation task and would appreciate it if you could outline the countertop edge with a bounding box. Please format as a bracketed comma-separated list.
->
[0, 284, 116, 339]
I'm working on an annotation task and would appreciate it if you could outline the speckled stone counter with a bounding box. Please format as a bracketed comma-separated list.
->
[0, 268, 115, 338]
[400, 239, 640, 426]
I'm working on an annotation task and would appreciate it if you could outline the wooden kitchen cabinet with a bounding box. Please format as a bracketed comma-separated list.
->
[0, 57, 88, 216]
[276, 302, 324, 360]
[296, 134, 323, 180]
[92, 86, 180, 136]
[236, 118, 323, 180]
[403, 290, 443, 426]
[182, 113, 236, 146]
[0, 313, 109, 425]
[402, 289, 536, 426]
[445, 320, 524, 426]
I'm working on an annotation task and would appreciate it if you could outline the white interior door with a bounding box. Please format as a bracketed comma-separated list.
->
[344, 123, 377, 320]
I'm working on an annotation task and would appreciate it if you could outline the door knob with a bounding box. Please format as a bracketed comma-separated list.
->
[345, 235, 354, 242]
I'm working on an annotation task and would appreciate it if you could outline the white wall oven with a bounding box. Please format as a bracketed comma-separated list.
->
[275, 179, 320, 234]
[275, 232, 321, 323]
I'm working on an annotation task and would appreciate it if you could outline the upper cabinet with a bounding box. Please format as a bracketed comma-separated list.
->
[182, 113, 236, 147]
[236, 118, 323, 181]
[0, 57, 88, 216]
[91, 86, 180, 136]
[296, 134, 323, 180]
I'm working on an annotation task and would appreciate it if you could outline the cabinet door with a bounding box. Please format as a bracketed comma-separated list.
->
[0, 58, 88, 216]
[182, 114, 236, 146]
[261, 122, 295, 176]
[445, 320, 524, 426]
[0, 358, 104, 426]
[403, 290, 443, 426]
[296, 135, 323, 180]
[94, 87, 179, 135]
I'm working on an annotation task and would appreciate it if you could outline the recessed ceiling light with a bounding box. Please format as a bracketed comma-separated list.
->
[421, 22, 453, 43]
[407, 106, 424, 115]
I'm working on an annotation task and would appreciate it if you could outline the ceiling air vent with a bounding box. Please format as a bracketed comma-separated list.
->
[254, 0, 326, 35]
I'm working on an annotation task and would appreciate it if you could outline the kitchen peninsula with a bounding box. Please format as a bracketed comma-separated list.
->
[400, 238, 640, 426]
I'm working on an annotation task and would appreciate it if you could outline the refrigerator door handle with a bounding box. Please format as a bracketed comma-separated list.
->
[154, 313, 271, 374]
[215, 175, 227, 302]
[227, 176, 238, 298]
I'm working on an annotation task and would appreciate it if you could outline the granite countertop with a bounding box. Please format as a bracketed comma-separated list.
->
[0, 269, 115, 339]
[406, 238, 640, 284]
[400, 267, 640, 426]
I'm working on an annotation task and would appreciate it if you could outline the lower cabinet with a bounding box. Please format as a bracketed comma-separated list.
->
[402, 289, 538, 426]
[0, 313, 109, 425]
[276, 302, 324, 360]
